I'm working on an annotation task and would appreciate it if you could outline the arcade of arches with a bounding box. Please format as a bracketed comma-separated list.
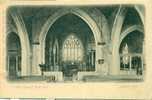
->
[6, 5, 145, 81]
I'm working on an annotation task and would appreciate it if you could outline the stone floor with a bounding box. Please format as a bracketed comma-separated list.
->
[7, 74, 144, 83]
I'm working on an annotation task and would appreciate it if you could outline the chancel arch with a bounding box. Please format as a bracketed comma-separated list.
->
[39, 8, 104, 73]
[43, 12, 97, 79]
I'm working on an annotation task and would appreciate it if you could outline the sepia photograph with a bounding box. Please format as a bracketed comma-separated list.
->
[6, 5, 145, 83]
[1, 0, 152, 99]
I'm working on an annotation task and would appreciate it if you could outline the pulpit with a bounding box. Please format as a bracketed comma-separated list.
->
[62, 62, 78, 78]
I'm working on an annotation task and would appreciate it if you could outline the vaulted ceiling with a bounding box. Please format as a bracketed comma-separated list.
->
[7, 5, 144, 44]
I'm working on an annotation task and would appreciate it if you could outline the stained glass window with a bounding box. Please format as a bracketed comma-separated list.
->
[63, 35, 83, 62]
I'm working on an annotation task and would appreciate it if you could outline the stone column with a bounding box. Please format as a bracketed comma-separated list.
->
[21, 44, 31, 76]
[110, 7, 126, 75]
[129, 55, 132, 71]
[32, 44, 41, 75]
[7, 56, 9, 77]
[96, 45, 104, 73]
[16, 56, 18, 76]
[110, 45, 120, 75]
[91, 51, 94, 67]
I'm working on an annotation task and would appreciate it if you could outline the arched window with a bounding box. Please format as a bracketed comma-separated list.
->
[62, 35, 83, 62]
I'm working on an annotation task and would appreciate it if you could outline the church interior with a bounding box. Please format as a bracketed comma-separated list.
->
[6, 5, 145, 82]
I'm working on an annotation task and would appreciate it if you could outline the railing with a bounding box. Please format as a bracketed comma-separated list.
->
[120, 53, 144, 75]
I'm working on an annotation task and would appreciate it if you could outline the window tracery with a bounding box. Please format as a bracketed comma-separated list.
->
[62, 35, 83, 62]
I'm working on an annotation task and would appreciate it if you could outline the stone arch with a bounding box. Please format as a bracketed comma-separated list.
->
[7, 24, 17, 35]
[135, 5, 145, 25]
[85, 8, 110, 44]
[111, 7, 127, 40]
[39, 8, 104, 72]
[119, 25, 144, 48]
[6, 32, 21, 78]
[10, 11, 31, 76]
[118, 25, 144, 73]
[111, 5, 144, 75]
